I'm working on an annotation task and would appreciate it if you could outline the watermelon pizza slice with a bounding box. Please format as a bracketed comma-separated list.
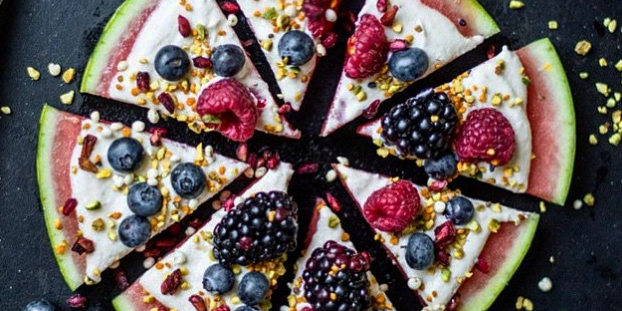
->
[358, 38, 575, 205]
[81, 0, 300, 142]
[334, 164, 539, 310]
[36, 105, 248, 290]
[236, 0, 342, 111]
[113, 162, 296, 311]
[321, 0, 499, 136]
[281, 199, 395, 311]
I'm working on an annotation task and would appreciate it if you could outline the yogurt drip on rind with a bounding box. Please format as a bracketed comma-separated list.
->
[105, 0, 299, 138]
[70, 119, 247, 283]
[281, 202, 395, 311]
[138, 163, 294, 311]
[322, 0, 485, 136]
[366, 47, 532, 193]
[334, 164, 533, 308]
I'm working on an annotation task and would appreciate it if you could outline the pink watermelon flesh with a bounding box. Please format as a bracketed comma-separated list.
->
[37, 105, 88, 290]
[113, 281, 169, 311]
[517, 39, 575, 205]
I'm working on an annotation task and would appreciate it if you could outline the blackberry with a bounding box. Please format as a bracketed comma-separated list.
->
[213, 191, 298, 266]
[302, 241, 372, 311]
[381, 89, 458, 159]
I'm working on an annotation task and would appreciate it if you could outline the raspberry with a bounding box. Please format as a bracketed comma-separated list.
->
[363, 180, 420, 232]
[344, 14, 388, 79]
[303, 0, 339, 39]
[455, 108, 516, 166]
[197, 79, 258, 142]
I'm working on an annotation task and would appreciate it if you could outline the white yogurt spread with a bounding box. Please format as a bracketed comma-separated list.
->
[70, 118, 247, 283]
[281, 203, 395, 311]
[334, 164, 532, 308]
[322, 0, 486, 135]
[105, 0, 299, 137]
[138, 163, 294, 311]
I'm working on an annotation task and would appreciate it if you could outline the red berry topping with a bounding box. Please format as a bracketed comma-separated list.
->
[344, 14, 388, 79]
[197, 79, 258, 142]
[136, 72, 150, 92]
[363, 180, 420, 232]
[455, 108, 516, 166]
[303, 0, 339, 39]
[178, 15, 191, 38]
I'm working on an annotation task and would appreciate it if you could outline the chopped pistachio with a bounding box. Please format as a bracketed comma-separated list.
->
[607, 98, 617, 108]
[599, 58, 608, 67]
[92, 218, 105, 231]
[196, 24, 206, 40]
[60, 90, 75, 105]
[27, 67, 41, 80]
[599, 124, 609, 135]
[596, 82, 610, 96]
[85, 201, 101, 210]
[609, 133, 621, 146]
[583, 193, 595, 207]
[589, 134, 598, 145]
[548, 21, 558, 30]
[328, 215, 340, 228]
[609, 19, 618, 33]
[441, 268, 451, 282]
[574, 40, 592, 56]
[539, 201, 547, 213]
[488, 219, 500, 233]
[579, 72, 589, 79]
[262, 7, 277, 19]
[1, 106, 11, 115]
[509, 0, 524, 9]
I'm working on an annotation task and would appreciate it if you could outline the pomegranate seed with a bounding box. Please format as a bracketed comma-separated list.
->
[148, 127, 167, 146]
[167, 223, 182, 236]
[247, 153, 258, 169]
[223, 196, 237, 211]
[475, 257, 489, 274]
[189, 218, 203, 229]
[380, 5, 398, 26]
[267, 152, 281, 169]
[256, 98, 267, 109]
[296, 163, 319, 175]
[136, 72, 150, 92]
[143, 248, 162, 258]
[66, 294, 87, 309]
[157, 93, 176, 114]
[193, 56, 212, 69]
[155, 238, 178, 249]
[188, 295, 207, 311]
[278, 104, 292, 115]
[236, 143, 248, 162]
[219, 1, 240, 13]
[376, 0, 388, 12]
[242, 39, 254, 47]
[326, 192, 342, 212]
[160, 269, 183, 295]
[321, 31, 338, 48]
[487, 45, 496, 59]
[178, 15, 191, 37]
[362, 100, 381, 119]
[389, 39, 408, 52]
[114, 269, 130, 290]
[62, 198, 78, 216]
[71, 237, 95, 255]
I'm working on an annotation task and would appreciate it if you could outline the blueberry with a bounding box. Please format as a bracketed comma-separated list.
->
[118, 215, 151, 247]
[388, 48, 429, 82]
[203, 264, 235, 294]
[405, 233, 434, 270]
[424, 152, 458, 180]
[107, 137, 144, 173]
[237, 272, 269, 306]
[170, 163, 206, 199]
[445, 196, 475, 225]
[127, 182, 163, 217]
[278, 30, 315, 66]
[155, 45, 191, 81]
[23, 299, 56, 311]
[212, 44, 246, 77]
[235, 307, 260, 311]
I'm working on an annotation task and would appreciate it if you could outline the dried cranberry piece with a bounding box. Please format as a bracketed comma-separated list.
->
[188, 295, 208, 311]
[114, 269, 130, 290]
[223, 195, 237, 211]
[62, 198, 78, 216]
[434, 221, 455, 266]
[136, 72, 150, 92]
[278, 103, 292, 115]
[475, 257, 489, 274]
[376, 0, 388, 12]
[214, 306, 231, 311]
[178, 15, 191, 37]
[157, 93, 176, 114]
[247, 153, 258, 169]
[380, 5, 398, 26]
[487, 45, 496, 59]
[71, 237, 95, 255]
[143, 248, 162, 258]
[428, 180, 448, 192]
[155, 238, 178, 249]
[219, 1, 240, 13]
[193, 56, 213, 69]
[267, 152, 281, 169]
[148, 127, 167, 147]
[236, 143, 248, 162]
[189, 218, 203, 229]
[161, 269, 183, 295]
[66, 294, 87, 309]
[79, 135, 98, 173]
[296, 163, 319, 174]
[326, 192, 341, 212]
[389, 39, 408, 52]
[362, 100, 381, 119]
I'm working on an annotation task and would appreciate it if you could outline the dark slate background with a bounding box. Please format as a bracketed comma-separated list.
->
[1, 0, 621, 310]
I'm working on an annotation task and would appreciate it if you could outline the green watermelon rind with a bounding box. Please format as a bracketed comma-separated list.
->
[452, 0, 500, 37]
[80, 0, 152, 94]
[521, 38, 576, 205]
[37, 105, 84, 291]
[460, 214, 540, 311]
[112, 293, 136, 311]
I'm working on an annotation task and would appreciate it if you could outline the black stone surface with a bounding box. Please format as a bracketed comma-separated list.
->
[1, 0, 621, 310]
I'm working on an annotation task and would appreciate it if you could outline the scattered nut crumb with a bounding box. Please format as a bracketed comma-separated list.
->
[47, 63, 62, 77]
[548, 21, 558, 30]
[538, 277, 553, 292]
[1, 106, 11, 115]
[27, 67, 41, 80]
[62, 68, 76, 84]
[583, 193, 595, 207]
[509, 1, 524, 9]
[60, 90, 75, 105]
[574, 40, 592, 56]
[579, 72, 589, 79]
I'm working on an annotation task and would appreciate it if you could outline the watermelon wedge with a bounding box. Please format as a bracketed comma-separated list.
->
[320, 0, 499, 136]
[333, 164, 539, 310]
[236, 0, 342, 111]
[358, 38, 575, 205]
[81, 0, 300, 140]
[114, 163, 295, 311]
[280, 198, 395, 311]
[36, 105, 247, 290]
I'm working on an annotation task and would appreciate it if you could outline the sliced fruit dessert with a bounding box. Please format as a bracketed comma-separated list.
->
[236, 0, 342, 111]
[113, 162, 296, 311]
[37, 105, 248, 290]
[358, 38, 575, 205]
[334, 164, 539, 310]
[281, 199, 395, 311]
[320, 0, 499, 136]
[81, 0, 300, 142]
